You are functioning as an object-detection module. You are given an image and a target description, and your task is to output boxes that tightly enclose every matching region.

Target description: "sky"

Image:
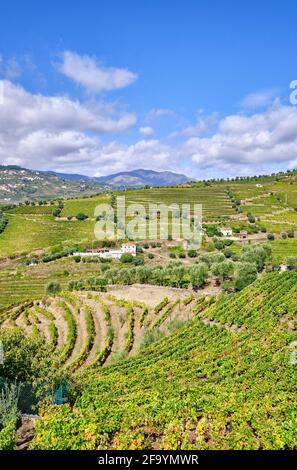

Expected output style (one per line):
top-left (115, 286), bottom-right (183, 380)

top-left (0, 0), bottom-right (297, 179)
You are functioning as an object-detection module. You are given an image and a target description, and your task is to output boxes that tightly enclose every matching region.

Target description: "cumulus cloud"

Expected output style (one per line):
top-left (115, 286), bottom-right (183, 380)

top-left (57, 51), bottom-right (138, 93)
top-left (139, 126), bottom-right (154, 138)
top-left (0, 79), bottom-right (136, 136)
top-left (185, 102), bottom-right (297, 174)
top-left (0, 79), bottom-right (177, 175)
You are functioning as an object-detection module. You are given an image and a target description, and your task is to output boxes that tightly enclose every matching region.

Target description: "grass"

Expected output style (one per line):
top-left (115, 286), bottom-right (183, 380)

top-left (0, 214), bottom-right (95, 257)
top-left (61, 194), bottom-right (111, 218)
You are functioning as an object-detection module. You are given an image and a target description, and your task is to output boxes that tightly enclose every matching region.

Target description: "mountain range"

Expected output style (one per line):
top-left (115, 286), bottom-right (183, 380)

top-left (0, 166), bottom-right (192, 203)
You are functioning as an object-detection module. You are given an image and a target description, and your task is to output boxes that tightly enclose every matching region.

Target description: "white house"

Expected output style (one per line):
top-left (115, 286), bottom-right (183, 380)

top-left (279, 264), bottom-right (289, 272)
top-left (220, 227), bottom-right (233, 237)
top-left (256, 184), bottom-right (263, 188)
top-left (73, 242), bottom-right (137, 260)
top-left (121, 242), bottom-right (137, 255)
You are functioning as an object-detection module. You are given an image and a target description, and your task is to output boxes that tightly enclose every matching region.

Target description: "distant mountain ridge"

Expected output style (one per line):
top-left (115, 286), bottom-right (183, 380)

top-left (46, 168), bottom-right (192, 188)
top-left (0, 166), bottom-right (192, 203)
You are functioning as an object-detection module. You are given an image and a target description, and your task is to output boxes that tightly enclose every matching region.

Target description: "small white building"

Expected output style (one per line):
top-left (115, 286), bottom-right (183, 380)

top-left (220, 227), bottom-right (233, 237)
top-left (279, 264), bottom-right (289, 272)
top-left (73, 242), bottom-right (137, 260)
top-left (256, 184), bottom-right (263, 188)
top-left (121, 242), bottom-right (137, 255)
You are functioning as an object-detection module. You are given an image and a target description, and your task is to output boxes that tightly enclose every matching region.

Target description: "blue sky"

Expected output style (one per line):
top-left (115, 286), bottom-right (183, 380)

top-left (0, 0), bottom-right (297, 178)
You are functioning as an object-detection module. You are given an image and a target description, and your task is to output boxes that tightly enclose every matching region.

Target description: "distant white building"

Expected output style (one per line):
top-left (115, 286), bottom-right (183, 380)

top-left (73, 242), bottom-right (137, 260)
top-left (220, 227), bottom-right (233, 237)
top-left (256, 184), bottom-right (263, 188)
top-left (279, 264), bottom-right (289, 272)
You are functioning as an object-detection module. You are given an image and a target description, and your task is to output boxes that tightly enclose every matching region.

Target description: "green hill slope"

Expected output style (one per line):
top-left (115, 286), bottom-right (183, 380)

top-left (33, 272), bottom-right (297, 450)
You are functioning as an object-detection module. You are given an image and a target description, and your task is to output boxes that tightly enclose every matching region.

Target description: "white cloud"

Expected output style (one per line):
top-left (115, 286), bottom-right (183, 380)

top-left (240, 88), bottom-right (279, 110)
top-left (0, 79), bottom-right (177, 176)
top-left (0, 79), bottom-right (136, 136)
top-left (57, 51), bottom-right (138, 93)
top-left (139, 126), bottom-right (154, 138)
top-left (185, 102), bottom-right (297, 174)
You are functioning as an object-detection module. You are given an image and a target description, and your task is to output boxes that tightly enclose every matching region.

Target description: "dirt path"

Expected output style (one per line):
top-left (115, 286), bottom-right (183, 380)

top-left (30, 306), bottom-right (51, 341)
top-left (80, 297), bottom-right (108, 366)
top-left (48, 299), bottom-right (68, 349)
top-left (104, 297), bottom-right (127, 364)
top-left (65, 303), bottom-right (87, 366)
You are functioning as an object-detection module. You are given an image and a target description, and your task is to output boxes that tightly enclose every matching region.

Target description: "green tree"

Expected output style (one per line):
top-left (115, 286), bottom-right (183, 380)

top-left (45, 281), bottom-right (61, 295)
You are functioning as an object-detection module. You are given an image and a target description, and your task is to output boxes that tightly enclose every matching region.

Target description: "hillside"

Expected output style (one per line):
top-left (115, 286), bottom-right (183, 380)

top-left (0, 166), bottom-right (102, 204)
top-left (27, 272), bottom-right (297, 450)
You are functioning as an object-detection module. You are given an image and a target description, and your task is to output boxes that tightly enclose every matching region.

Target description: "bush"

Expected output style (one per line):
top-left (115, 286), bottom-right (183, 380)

top-left (187, 249), bottom-right (198, 258)
top-left (45, 281), bottom-right (61, 295)
top-left (223, 248), bottom-right (233, 258)
top-left (76, 213), bottom-right (88, 221)
top-left (148, 253), bottom-right (154, 259)
top-left (140, 328), bottom-right (164, 350)
top-left (73, 255), bottom-right (81, 263)
top-left (132, 256), bottom-right (145, 266)
top-left (267, 233), bottom-right (275, 241)
top-left (214, 240), bottom-right (224, 250)
top-left (120, 253), bottom-right (134, 264)
top-left (287, 230), bottom-right (294, 238)
top-left (234, 262), bottom-right (258, 291)
top-left (52, 208), bottom-right (61, 217)
top-left (169, 253), bottom-right (176, 259)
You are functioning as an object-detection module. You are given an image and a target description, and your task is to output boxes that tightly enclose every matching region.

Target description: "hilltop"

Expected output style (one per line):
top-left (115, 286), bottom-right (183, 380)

top-left (0, 166), bottom-right (102, 204)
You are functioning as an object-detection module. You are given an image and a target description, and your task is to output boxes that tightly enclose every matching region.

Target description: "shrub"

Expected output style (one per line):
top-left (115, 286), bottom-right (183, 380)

top-left (267, 233), bottom-right (275, 241)
top-left (45, 281), bottom-right (61, 295)
top-left (214, 240), bottom-right (224, 250)
top-left (76, 213), bottom-right (88, 221)
top-left (52, 208), bottom-right (61, 217)
top-left (187, 249), bottom-right (198, 258)
top-left (120, 253), bottom-right (134, 264)
top-left (132, 256), bottom-right (144, 266)
top-left (223, 248), bottom-right (233, 258)
top-left (140, 328), bottom-right (164, 350)
top-left (287, 230), bottom-right (294, 238)
top-left (148, 253), bottom-right (154, 259)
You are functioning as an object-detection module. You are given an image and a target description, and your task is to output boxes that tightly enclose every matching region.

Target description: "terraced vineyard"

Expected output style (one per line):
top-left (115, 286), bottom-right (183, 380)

top-left (30, 272), bottom-right (297, 450)
top-left (0, 287), bottom-right (200, 371)
top-left (120, 187), bottom-right (235, 220)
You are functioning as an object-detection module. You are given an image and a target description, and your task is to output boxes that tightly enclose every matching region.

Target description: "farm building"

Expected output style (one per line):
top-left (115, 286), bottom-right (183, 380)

top-left (73, 242), bottom-right (137, 259)
top-left (239, 230), bottom-right (248, 239)
top-left (220, 227), bottom-right (233, 237)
